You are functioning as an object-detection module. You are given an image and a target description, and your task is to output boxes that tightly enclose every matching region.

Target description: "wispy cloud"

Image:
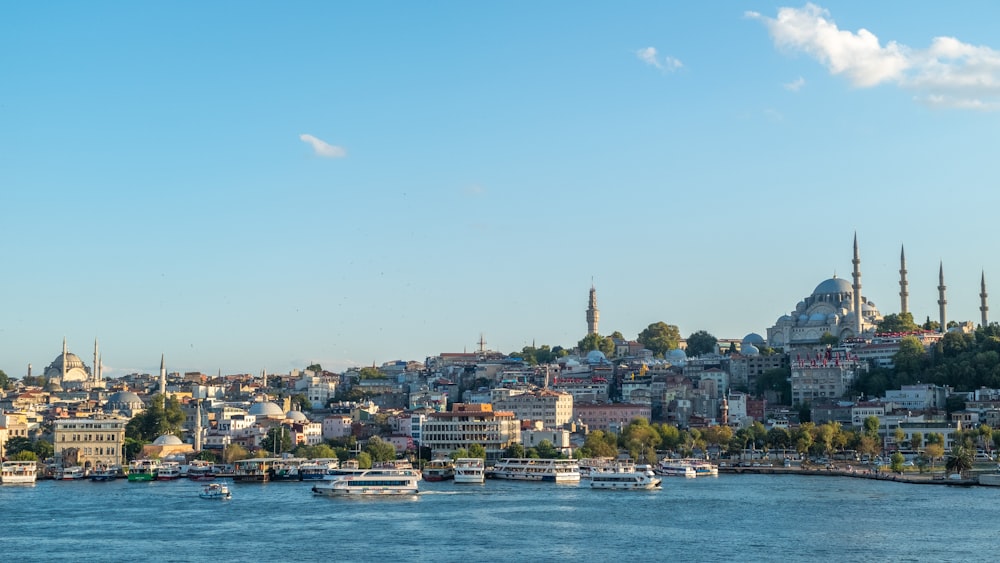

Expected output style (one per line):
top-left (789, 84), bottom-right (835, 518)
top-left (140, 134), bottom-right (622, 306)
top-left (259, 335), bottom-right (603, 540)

top-left (299, 134), bottom-right (346, 158)
top-left (784, 76), bottom-right (806, 91)
top-left (749, 3), bottom-right (1000, 110)
top-left (636, 47), bottom-right (683, 72)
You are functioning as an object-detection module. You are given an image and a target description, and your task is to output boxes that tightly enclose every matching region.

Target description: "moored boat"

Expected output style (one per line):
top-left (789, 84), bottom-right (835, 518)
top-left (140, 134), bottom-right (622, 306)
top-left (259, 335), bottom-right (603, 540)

top-left (128, 459), bottom-right (160, 482)
top-left (198, 482), bottom-right (232, 500)
top-left (311, 468), bottom-right (420, 496)
top-left (89, 466), bottom-right (118, 482)
top-left (453, 458), bottom-right (485, 484)
top-left (1, 460), bottom-right (38, 485)
top-left (655, 460), bottom-right (697, 478)
top-left (298, 459), bottom-right (339, 481)
top-left (156, 462), bottom-right (183, 480)
top-left (422, 459), bottom-right (455, 482)
top-left (58, 466), bottom-right (86, 480)
top-left (589, 462), bottom-right (662, 490)
top-left (487, 458), bottom-right (580, 482)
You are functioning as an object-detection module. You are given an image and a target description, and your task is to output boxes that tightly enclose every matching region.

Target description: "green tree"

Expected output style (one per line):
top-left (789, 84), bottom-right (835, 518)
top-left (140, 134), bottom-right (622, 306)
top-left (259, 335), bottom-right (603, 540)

top-left (504, 443), bottom-right (525, 458)
top-left (356, 451), bottom-right (373, 469)
top-left (223, 444), bottom-right (250, 463)
top-left (125, 394), bottom-right (186, 442)
top-left (33, 439), bottom-right (53, 460)
top-left (261, 427), bottom-right (292, 454)
top-left (577, 333), bottom-right (615, 357)
top-left (288, 393), bottom-right (313, 412)
top-left (910, 432), bottom-right (924, 451)
top-left (4, 436), bottom-right (32, 457)
top-left (306, 363), bottom-right (323, 372)
top-left (890, 451), bottom-right (905, 473)
top-left (637, 322), bottom-right (681, 357)
top-left (449, 448), bottom-right (469, 461)
top-left (877, 312), bottom-right (921, 334)
top-left (364, 436), bottom-right (398, 462)
top-left (685, 330), bottom-right (718, 357)
top-left (359, 366), bottom-right (386, 379)
top-left (0, 369), bottom-right (9, 390)
top-left (756, 368), bottom-right (791, 404)
top-left (534, 439), bottom-right (561, 459)
top-left (894, 336), bottom-right (927, 376)
top-left (893, 427), bottom-right (906, 450)
top-left (924, 443), bottom-right (945, 470)
top-left (946, 446), bottom-right (973, 477)
top-left (819, 332), bottom-right (839, 346)
top-left (863, 416), bottom-right (881, 439)
top-left (468, 443), bottom-right (487, 459)
top-left (12, 450), bottom-right (38, 461)
top-left (923, 316), bottom-right (940, 332)
top-left (579, 430), bottom-right (619, 458)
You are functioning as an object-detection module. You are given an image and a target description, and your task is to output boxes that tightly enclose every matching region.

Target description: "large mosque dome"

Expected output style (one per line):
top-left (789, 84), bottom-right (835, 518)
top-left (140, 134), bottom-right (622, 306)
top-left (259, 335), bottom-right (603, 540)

top-left (104, 391), bottom-right (145, 415)
top-left (812, 277), bottom-right (853, 296)
top-left (152, 434), bottom-right (184, 446)
top-left (249, 401), bottom-right (285, 418)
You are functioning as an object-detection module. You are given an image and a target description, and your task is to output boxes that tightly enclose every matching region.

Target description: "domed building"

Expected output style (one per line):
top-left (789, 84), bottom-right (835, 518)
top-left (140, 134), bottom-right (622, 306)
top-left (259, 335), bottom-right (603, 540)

top-left (248, 401), bottom-right (286, 420)
top-left (104, 391), bottom-right (146, 418)
top-left (767, 273), bottom-right (881, 348)
top-left (141, 433), bottom-right (193, 459)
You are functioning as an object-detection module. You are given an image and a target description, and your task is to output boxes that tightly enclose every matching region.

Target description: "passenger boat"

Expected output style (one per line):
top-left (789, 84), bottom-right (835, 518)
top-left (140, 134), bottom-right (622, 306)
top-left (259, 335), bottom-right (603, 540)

top-left (128, 459), bottom-right (160, 482)
top-left (156, 462), bottom-right (183, 480)
top-left (198, 482), bottom-right (232, 500)
top-left (59, 466), bottom-right (86, 480)
top-left (298, 459), bottom-right (339, 481)
top-left (453, 458), bottom-right (485, 484)
top-left (655, 460), bottom-right (696, 478)
top-left (422, 459), bottom-right (455, 482)
top-left (268, 458), bottom-right (306, 481)
top-left (326, 459), bottom-right (366, 479)
top-left (589, 462), bottom-right (662, 490)
top-left (487, 458), bottom-right (581, 482)
top-left (578, 458), bottom-right (631, 479)
top-left (186, 462), bottom-right (216, 481)
top-left (683, 459), bottom-right (719, 477)
top-left (89, 466), bottom-right (118, 482)
top-left (310, 468), bottom-right (420, 496)
top-left (1, 460), bottom-right (38, 484)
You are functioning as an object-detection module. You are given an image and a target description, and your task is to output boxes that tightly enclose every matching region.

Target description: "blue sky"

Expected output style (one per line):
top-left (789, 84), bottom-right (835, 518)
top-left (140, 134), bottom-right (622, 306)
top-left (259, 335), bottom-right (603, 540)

top-left (3, 2), bottom-right (1000, 377)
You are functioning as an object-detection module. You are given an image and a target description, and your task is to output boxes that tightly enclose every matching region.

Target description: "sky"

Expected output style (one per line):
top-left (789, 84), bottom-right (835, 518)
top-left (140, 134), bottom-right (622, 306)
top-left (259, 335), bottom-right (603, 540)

top-left (3, 2), bottom-right (1000, 378)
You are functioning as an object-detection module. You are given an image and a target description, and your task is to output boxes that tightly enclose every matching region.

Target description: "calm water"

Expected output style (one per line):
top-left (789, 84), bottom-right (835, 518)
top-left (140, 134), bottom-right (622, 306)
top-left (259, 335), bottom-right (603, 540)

top-left (2, 474), bottom-right (997, 562)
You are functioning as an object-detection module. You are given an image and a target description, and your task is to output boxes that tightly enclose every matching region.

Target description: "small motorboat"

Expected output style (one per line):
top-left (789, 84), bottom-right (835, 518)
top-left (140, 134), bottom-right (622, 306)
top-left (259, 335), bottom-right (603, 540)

top-left (198, 482), bottom-right (232, 500)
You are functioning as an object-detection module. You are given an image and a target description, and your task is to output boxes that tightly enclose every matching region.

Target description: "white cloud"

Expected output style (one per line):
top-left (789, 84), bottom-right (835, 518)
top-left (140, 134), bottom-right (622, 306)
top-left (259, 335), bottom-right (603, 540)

top-left (750, 3), bottom-right (1000, 110)
top-left (784, 76), bottom-right (806, 91)
top-left (636, 47), bottom-right (683, 72)
top-left (299, 134), bottom-right (346, 158)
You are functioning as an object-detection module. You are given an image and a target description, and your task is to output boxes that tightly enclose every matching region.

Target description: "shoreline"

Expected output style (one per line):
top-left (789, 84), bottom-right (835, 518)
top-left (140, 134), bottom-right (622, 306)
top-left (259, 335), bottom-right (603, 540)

top-left (719, 465), bottom-right (982, 486)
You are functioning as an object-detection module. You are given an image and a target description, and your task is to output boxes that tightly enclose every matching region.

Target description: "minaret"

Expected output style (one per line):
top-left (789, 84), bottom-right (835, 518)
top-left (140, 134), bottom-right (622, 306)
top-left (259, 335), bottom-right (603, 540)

top-left (194, 400), bottom-right (203, 452)
top-left (981, 271), bottom-right (989, 327)
top-left (938, 262), bottom-right (947, 333)
top-left (62, 337), bottom-right (68, 382)
top-left (586, 283), bottom-right (600, 335)
top-left (93, 338), bottom-right (99, 385)
top-left (899, 245), bottom-right (909, 315)
top-left (852, 234), bottom-right (862, 334)
top-left (159, 354), bottom-right (166, 397)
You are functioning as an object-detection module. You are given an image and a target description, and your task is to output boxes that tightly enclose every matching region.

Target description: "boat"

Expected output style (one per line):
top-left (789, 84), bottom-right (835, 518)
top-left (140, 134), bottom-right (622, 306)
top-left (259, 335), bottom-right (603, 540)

top-left (268, 458), bottom-right (306, 481)
top-left (298, 459), bottom-right (339, 481)
top-left (684, 459), bottom-right (719, 477)
top-left (310, 468), bottom-right (420, 496)
top-left (58, 466), bottom-right (86, 480)
top-left (487, 458), bottom-right (581, 482)
top-left (578, 457), bottom-right (629, 479)
top-left (186, 462), bottom-right (216, 481)
top-left (1, 460), bottom-right (38, 484)
top-left (422, 458), bottom-right (455, 482)
top-left (453, 458), bottom-right (485, 484)
top-left (89, 466), bottom-right (118, 482)
top-left (589, 462), bottom-right (662, 490)
top-left (198, 482), bottom-right (232, 500)
top-left (655, 460), bottom-right (697, 478)
top-left (156, 462), bottom-right (183, 480)
top-left (127, 459), bottom-right (160, 482)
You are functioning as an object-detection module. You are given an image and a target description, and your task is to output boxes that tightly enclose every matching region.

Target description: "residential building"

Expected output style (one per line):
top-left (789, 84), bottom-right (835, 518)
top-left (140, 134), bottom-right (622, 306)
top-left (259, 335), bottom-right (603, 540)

top-left (53, 415), bottom-right (127, 469)
top-left (491, 388), bottom-right (573, 428)
top-left (420, 403), bottom-right (520, 461)
top-left (573, 402), bottom-right (651, 433)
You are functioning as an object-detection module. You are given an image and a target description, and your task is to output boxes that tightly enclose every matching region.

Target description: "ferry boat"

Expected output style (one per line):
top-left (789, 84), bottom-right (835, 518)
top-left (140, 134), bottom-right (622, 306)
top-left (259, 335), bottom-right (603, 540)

top-left (422, 459), bottom-right (455, 482)
top-left (589, 462), bottom-right (662, 490)
top-left (453, 458), bottom-right (485, 484)
top-left (311, 468), bottom-right (420, 496)
top-left (684, 459), bottom-right (719, 477)
top-left (128, 459), bottom-right (160, 482)
top-left (89, 466), bottom-right (118, 482)
top-left (1, 460), bottom-right (38, 484)
top-left (298, 459), bottom-right (339, 481)
top-left (268, 458), bottom-right (307, 481)
top-left (186, 462), bottom-right (216, 481)
top-left (156, 462), bottom-right (183, 480)
top-left (198, 482), bottom-right (232, 500)
top-left (58, 466), bottom-right (86, 480)
top-left (487, 458), bottom-right (581, 482)
top-left (655, 460), bottom-right (696, 478)
top-left (578, 457), bottom-right (630, 479)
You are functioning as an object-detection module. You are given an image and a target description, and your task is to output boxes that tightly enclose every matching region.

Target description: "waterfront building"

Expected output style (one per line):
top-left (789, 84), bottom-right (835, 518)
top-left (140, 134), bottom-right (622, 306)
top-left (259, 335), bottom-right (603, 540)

top-left (884, 384), bottom-right (948, 412)
top-left (851, 402), bottom-right (887, 427)
top-left (421, 403), bottom-right (520, 462)
top-left (491, 388), bottom-right (573, 428)
top-left (573, 402), bottom-right (651, 432)
top-left (53, 415), bottom-right (126, 469)
top-left (322, 415), bottom-right (353, 440)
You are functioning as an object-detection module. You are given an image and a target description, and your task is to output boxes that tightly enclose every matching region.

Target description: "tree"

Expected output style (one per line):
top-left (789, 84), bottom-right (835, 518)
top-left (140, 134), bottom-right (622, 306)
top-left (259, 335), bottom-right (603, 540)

top-left (504, 443), bottom-right (525, 458)
top-left (4, 436), bottom-right (32, 457)
top-left (449, 448), bottom-right (469, 461)
top-left (223, 444), bottom-right (250, 463)
top-left (685, 330), bottom-right (718, 357)
top-left (12, 450), bottom-right (38, 461)
top-left (534, 440), bottom-right (561, 459)
top-left (356, 451), bottom-right (373, 469)
top-left (820, 332), bottom-right (839, 346)
top-left (468, 443), bottom-right (487, 459)
top-left (261, 427), bottom-right (292, 454)
top-left (946, 446), bottom-right (973, 477)
top-left (288, 393), bottom-right (313, 412)
top-left (893, 427), bottom-right (906, 450)
top-left (877, 312), bottom-right (921, 334)
top-left (637, 322), bottom-right (681, 357)
top-left (910, 432), bottom-right (924, 451)
top-left (33, 439), bottom-right (53, 460)
top-left (890, 451), bottom-right (905, 473)
top-left (756, 368), bottom-right (791, 405)
top-left (359, 366), bottom-right (386, 379)
top-left (0, 369), bottom-right (9, 390)
top-left (579, 430), bottom-right (619, 458)
top-left (863, 416), bottom-right (881, 439)
top-left (125, 394), bottom-right (186, 442)
top-left (924, 443), bottom-right (945, 470)
top-left (577, 333), bottom-right (615, 357)
top-left (364, 436), bottom-right (397, 462)
top-left (306, 363), bottom-right (323, 372)
top-left (894, 336), bottom-right (927, 375)
top-left (923, 316), bottom-right (940, 332)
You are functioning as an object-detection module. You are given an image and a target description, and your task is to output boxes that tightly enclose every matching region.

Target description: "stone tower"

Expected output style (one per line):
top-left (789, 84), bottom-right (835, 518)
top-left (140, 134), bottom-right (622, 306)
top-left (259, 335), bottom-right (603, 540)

top-left (586, 284), bottom-right (600, 335)
top-left (852, 234), bottom-right (862, 334)
top-left (938, 262), bottom-right (947, 333)
top-left (981, 271), bottom-right (989, 328)
top-left (159, 354), bottom-right (166, 397)
top-left (899, 245), bottom-right (909, 315)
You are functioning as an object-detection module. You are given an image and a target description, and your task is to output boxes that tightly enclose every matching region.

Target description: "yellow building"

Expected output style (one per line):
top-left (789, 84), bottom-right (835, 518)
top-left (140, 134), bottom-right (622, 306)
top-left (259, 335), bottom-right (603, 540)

top-left (53, 416), bottom-right (127, 469)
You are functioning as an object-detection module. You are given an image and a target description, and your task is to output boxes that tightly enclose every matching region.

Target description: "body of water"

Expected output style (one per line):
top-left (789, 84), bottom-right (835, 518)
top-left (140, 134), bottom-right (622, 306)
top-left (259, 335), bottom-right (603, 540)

top-left (2, 474), bottom-right (996, 562)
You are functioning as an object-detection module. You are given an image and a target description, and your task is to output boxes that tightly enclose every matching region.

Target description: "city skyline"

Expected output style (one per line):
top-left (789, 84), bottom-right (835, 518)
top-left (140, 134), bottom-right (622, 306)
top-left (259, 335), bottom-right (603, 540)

top-left (3, 3), bottom-right (1000, 377)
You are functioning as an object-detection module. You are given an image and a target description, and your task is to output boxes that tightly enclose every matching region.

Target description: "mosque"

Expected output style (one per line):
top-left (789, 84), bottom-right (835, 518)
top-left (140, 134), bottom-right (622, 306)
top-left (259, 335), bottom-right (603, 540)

top-left (43, 338), bottom-right (104, 391)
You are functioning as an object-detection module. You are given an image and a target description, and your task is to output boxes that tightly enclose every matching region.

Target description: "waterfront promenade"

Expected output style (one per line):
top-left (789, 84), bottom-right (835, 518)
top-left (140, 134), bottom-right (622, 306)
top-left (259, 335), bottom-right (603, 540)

top-left (721, 463), bottom-right (983, 486)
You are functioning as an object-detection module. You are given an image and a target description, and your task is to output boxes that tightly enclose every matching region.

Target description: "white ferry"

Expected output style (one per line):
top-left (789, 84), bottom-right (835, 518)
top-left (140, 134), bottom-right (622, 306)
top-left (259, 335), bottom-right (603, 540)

top-left (310, 468), bottom-right (420, 496)
top-left (453, 458), bottom-right (485, 484)
top-left (58, 466), bottom-right (86, 480)
top-left (487, 458), bottom-right (581, 482)
top-left (156, 462), bottom-right (183, 480)
top-left (299, 459), bottom-right (339, 481)
top-left (655, 460), bottom-right (697, 478)
top-left (589, 463), bottom-right (662, 490)
top-left (579, 457), bottom-right (631, 479)
top-left (684, 459), bottom-right (719, 477)
top-left (1, 460), bottom-right (38, 484)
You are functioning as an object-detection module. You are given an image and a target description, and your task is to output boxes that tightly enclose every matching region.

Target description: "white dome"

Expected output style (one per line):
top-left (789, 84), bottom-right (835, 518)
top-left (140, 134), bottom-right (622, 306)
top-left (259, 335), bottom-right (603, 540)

top-left (585, 350), bottom-right (608, 364)
top-left (152, 434), bottom-right (183, 446)
top-left (249, 401), bottom-right (285, 417)
top-left (286, 410), bottom-right (308, 422)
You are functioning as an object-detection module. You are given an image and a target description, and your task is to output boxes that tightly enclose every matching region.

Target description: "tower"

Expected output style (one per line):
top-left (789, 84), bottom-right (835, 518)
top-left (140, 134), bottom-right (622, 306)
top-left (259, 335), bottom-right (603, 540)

top-left (899, 245), bottom-right (909, 315)
top-left (938, 262), bottom-right (947, 333)
top-left (93, 338), bottom-right (99, 386)
top-left (981, 271), bottom-right (989, 327)
top-left (159, 353), bottom-right (166, 397)
top-left (62, 337), bottom-right (68, 382)
top-left (194, 399), bottom-right (203, 452)
top-left (852, 234), bottom-right (862, 334)
top-left (586, 283), bottom-right (600, 335)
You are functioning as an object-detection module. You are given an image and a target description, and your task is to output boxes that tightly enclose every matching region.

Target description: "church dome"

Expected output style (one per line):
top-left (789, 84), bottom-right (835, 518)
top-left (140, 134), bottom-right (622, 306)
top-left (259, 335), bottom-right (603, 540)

top-left (152, 434), bottom-right (183, 446)
top-left (286, 410), bottom-right (308, 422)
top-left (813, 277), bottom-right (853, 296)
top-left (249, 401), bottom-right (285, 418)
